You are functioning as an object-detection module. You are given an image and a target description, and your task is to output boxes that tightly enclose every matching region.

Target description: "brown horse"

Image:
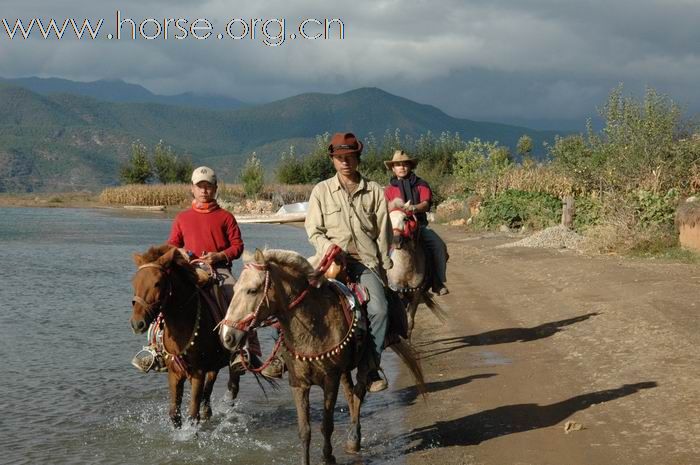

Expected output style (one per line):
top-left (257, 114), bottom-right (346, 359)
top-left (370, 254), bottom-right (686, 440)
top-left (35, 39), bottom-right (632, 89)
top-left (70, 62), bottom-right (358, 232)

top-left (130, 244), bottom-right (240, 427)
top-left (219, 248), bottom-right (426, 465)
top-left (387, 199), bottom-right (446, 339)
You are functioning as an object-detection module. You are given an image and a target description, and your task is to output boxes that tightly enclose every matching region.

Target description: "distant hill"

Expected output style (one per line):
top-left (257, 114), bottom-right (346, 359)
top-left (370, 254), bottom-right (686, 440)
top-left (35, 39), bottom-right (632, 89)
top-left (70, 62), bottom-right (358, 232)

top-left (0, 82), bottom-right (564, 192)
top-left (0, 76), bottom-right (248, 110)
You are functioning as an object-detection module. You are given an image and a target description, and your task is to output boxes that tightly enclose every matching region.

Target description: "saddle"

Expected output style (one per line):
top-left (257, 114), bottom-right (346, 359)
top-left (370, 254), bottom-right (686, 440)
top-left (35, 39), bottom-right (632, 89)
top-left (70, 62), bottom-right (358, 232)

top-left (325, 262), bottom-right (408, 350)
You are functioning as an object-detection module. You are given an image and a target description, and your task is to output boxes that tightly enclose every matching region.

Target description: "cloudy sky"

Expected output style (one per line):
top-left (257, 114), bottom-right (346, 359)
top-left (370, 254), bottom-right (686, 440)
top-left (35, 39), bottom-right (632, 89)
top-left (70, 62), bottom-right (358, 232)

top-left (1, 0), bottom-right (698, 129)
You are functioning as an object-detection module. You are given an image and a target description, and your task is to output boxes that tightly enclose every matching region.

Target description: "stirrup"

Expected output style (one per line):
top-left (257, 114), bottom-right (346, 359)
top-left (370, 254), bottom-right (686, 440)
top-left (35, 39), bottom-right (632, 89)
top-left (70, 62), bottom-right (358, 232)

top-left (132, 346), bottom-right (167, 373)
top-left (230, 348), bottom-right (262, 375)
top-left (132, 346), bottom-right (156, 373)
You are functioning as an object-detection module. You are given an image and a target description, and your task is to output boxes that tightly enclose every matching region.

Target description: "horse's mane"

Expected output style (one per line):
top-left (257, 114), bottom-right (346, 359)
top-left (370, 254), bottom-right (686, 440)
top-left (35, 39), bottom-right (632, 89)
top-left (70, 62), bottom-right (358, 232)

top-left (140, 244), bottom-right (173, 263)
top-left (138, 244), bottom-right (199, 283)
top-left (245, 248), bottom-right (320, 283)
top-left (388, 198), bottom-right (405, 210)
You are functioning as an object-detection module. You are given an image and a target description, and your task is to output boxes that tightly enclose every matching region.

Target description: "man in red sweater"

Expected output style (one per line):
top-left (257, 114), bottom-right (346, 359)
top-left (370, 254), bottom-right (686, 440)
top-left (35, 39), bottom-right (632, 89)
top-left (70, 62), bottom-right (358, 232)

top-left (168, 166), bottom-right (243, 306)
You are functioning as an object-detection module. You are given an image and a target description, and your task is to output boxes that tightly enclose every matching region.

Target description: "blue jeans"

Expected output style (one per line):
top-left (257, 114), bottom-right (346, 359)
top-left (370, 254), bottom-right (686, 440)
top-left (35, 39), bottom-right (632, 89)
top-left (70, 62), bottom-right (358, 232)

top-left (346, 260), bottom-right (388, 363)
top-left (420, 226), bottom-right (448, 288)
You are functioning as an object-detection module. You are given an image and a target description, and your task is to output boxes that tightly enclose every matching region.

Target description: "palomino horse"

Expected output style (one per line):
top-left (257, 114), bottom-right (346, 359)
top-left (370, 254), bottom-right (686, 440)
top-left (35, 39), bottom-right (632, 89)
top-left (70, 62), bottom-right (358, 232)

top-left (130, 244), bottom-right (240, 427)
top-left (219, 248), bottom-right (425, 465)
top-left (387, 199), bottom-right (446, 339)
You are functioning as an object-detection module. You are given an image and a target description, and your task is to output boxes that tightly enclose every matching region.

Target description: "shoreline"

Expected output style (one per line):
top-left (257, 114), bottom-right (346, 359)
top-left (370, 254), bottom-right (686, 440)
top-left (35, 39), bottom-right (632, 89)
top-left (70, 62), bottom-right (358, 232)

top-left (0, 194), bottom-right (286, 219)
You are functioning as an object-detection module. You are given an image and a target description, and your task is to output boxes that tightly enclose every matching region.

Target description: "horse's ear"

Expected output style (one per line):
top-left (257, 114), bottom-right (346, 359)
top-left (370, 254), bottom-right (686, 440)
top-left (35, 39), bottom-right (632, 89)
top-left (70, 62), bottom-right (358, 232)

top-left (133, 253), bottom-right (145, 266)
top-left (157, 246), bottom-right (178, 267)
top-left (404, 200), bottom-right (412, 207)
top-left (254, 248), bottom-right (265, 264)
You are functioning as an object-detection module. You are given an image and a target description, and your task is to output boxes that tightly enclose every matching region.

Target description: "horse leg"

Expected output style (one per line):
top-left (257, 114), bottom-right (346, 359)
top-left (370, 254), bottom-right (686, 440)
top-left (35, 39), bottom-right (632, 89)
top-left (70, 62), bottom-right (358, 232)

top-left (407, 291), bottom-right (420, 341)
top-left (321, 378), bottom-right (340, 464)
top-left (168, 371), bottom-right (186, 428)
top-left (347, 367), bottom-right (369, 453)
top-left (340, 371), bottom-right (355, 413)
top-left (341, 371), bottom-right (361, 454)
top-left (292, 386), bottom-right (311, 465)
top-left (227, 365), bottom-right (241, 403)
top-left (187, 371), bottom-right (205, 425)
top-left (200, 370), bottom-right (218, 421)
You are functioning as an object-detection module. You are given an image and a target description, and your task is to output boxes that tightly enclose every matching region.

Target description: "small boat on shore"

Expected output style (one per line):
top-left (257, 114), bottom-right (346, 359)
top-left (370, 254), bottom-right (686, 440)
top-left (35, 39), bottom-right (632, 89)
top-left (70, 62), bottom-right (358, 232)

top-left (237, 213), bottom-right (306, 224)
top-left (123, 205), bottom-right (166, 211)
top-left (237, 202), bottom-right (308, 224)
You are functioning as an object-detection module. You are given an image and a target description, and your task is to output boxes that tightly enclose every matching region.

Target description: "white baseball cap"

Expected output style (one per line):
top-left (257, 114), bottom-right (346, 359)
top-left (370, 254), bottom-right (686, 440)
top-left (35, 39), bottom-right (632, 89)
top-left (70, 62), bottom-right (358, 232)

top-left (191, 166), bottom-right (217, 185)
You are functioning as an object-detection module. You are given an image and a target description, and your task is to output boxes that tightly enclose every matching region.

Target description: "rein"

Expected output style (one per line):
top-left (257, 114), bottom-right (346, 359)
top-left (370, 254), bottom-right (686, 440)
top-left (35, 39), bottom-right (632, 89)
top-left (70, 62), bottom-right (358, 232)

top-left (132, 263), bottom-right (172, 319)
top-left (221, 245), bottom-right (359, 371)
top-left (133, 260), bottom-right (202, 376)
top-left (390, 207), bottom-right (419, 239)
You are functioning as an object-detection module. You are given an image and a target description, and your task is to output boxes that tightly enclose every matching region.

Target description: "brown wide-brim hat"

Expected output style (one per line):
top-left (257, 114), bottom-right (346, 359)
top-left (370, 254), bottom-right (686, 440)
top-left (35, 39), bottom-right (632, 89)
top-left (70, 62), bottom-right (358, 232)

top-left (328, 132), bottom-right (364, 156)
top-left (384, 150), bottom-right (418, 169)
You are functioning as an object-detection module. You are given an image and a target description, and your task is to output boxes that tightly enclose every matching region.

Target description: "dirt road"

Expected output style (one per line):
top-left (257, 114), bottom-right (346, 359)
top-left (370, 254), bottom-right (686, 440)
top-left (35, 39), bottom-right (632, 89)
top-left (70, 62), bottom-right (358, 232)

top-left (395, 225), bottom-right (700, 465)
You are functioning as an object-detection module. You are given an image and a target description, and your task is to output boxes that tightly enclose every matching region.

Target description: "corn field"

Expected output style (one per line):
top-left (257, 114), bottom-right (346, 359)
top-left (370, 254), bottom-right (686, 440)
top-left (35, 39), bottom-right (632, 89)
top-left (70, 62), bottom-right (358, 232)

top-left (99, 183), bottom-right (314, 206)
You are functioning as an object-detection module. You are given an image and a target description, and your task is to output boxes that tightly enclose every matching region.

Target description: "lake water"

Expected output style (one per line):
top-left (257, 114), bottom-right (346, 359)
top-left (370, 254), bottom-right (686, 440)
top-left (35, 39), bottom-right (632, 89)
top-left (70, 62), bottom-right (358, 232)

top-left (0, 208), bottom-right (411, 465)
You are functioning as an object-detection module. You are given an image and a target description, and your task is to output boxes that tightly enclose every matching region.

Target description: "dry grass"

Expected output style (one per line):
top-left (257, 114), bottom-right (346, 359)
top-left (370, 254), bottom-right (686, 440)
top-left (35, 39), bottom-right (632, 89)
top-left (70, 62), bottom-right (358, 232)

top-left (675, 198), bottom-right (700, 228)
top-left (434, 198), bottom-right (470, 223)
top-left (99, 183), bottom-right (315, 207)
top-left (482, 165), bottom-right (580, 198)
top-left (99, 184), bottom-right (191, 206)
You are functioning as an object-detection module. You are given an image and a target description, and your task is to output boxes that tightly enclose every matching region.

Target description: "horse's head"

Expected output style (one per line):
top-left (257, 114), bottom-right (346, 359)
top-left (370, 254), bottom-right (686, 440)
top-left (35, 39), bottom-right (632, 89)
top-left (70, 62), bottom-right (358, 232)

top-left (130, 245), bottom-right (184, 334)
top-left (220, 248), bottom-right (317, 351)
top-left (389, 199), bottom-right (419, 249)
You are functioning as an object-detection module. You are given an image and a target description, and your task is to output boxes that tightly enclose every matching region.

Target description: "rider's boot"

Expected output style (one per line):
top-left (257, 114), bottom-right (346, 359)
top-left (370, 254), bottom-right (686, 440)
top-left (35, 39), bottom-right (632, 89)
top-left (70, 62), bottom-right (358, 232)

top-left (368, 369), bottom-right (388, 392)
top-left (261, 356), bottom-right (285, 379)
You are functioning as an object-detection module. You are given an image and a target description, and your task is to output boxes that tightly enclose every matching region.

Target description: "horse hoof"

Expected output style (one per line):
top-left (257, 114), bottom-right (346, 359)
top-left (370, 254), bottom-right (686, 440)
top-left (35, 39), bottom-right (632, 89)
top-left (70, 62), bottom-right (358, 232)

top-left (322, 454), bottom-right (336, 464)
top-left (345, 441), bottom-right (360, 454)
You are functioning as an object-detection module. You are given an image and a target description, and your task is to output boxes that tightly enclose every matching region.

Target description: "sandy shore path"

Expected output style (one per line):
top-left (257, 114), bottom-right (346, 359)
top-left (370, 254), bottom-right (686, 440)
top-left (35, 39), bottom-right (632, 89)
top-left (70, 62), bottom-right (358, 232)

top-left (394, 225), bottom-right (700, 465)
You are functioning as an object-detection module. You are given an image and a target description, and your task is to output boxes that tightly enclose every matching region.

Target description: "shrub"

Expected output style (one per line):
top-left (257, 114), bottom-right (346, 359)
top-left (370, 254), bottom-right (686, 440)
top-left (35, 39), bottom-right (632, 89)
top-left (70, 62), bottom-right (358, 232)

top-left (573, 195), bottom-right (604, 232)
top-left (452, 138), bottom-right (513, 196)
top-left (632, 188), bottom-right (679, 227)
top-left (476, 189), bottom-right (561, 229)
top-left (239, 154), bottom-right (265, 198)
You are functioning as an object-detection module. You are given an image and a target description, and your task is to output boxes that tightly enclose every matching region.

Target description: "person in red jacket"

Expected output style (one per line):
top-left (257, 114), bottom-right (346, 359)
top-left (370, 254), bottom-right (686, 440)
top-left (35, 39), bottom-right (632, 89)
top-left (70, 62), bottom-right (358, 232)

top-left (384, 151), bottom-right (449, 296)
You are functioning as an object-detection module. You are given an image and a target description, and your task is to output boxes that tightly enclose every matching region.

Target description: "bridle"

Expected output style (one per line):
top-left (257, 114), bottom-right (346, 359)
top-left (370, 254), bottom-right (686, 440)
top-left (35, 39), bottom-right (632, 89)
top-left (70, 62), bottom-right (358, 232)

top-left (390, 207), bottom-right (419, 246)
top-left (132, 263), bottom-right (173, 323)
top-left (219, 259), bottom-right (323, 333)
top-left (132, 260), bottom-right (203, 375)
top-left (219, 246), bottom-right (356, 370)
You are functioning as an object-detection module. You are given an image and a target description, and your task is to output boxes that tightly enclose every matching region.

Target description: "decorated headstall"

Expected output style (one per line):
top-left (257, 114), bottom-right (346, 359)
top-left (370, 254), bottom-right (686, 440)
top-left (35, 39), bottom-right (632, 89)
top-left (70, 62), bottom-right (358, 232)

top-left (390, 207), bottom-right (420, 243)
top-left (132, 263), bottom-right (173, 321)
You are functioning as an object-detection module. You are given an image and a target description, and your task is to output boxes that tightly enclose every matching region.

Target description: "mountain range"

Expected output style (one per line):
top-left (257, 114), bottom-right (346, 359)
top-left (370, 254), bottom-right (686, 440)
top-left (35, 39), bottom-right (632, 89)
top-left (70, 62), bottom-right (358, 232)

top-left (0, 77), bottom-right (563, 192)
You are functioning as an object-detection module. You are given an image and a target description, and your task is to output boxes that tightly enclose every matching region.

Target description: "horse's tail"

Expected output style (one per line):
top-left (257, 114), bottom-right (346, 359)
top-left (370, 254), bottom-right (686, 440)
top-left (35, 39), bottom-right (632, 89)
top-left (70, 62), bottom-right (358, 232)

top-left (389, 338), bottom-right (427, 399)
top-left (421, 290), bottom-right (448, 323)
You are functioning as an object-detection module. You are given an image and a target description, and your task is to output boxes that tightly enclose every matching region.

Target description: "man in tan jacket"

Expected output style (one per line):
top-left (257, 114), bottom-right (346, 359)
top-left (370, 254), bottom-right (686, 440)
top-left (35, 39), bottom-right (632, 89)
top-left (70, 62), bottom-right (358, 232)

top-left (305, 132), bottom-right (392, 392)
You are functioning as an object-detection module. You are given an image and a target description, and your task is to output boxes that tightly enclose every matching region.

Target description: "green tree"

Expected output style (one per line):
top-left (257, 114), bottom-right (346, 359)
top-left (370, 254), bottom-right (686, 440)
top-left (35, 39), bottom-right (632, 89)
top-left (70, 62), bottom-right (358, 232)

top-left (240, 153), bottom-right (265, 198)
top-left (549, 85), bottom-right (695, 195)
top-left (276, 146), bottom-right (306, 184)
top-left (516, 135), bottom-right (533, 158)
top-left (153, 140), bottom-right (193, 183)
top-left (153, 140), bottom-right (176, 183)
top-left (119, 141), bottom-right (152, 184)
